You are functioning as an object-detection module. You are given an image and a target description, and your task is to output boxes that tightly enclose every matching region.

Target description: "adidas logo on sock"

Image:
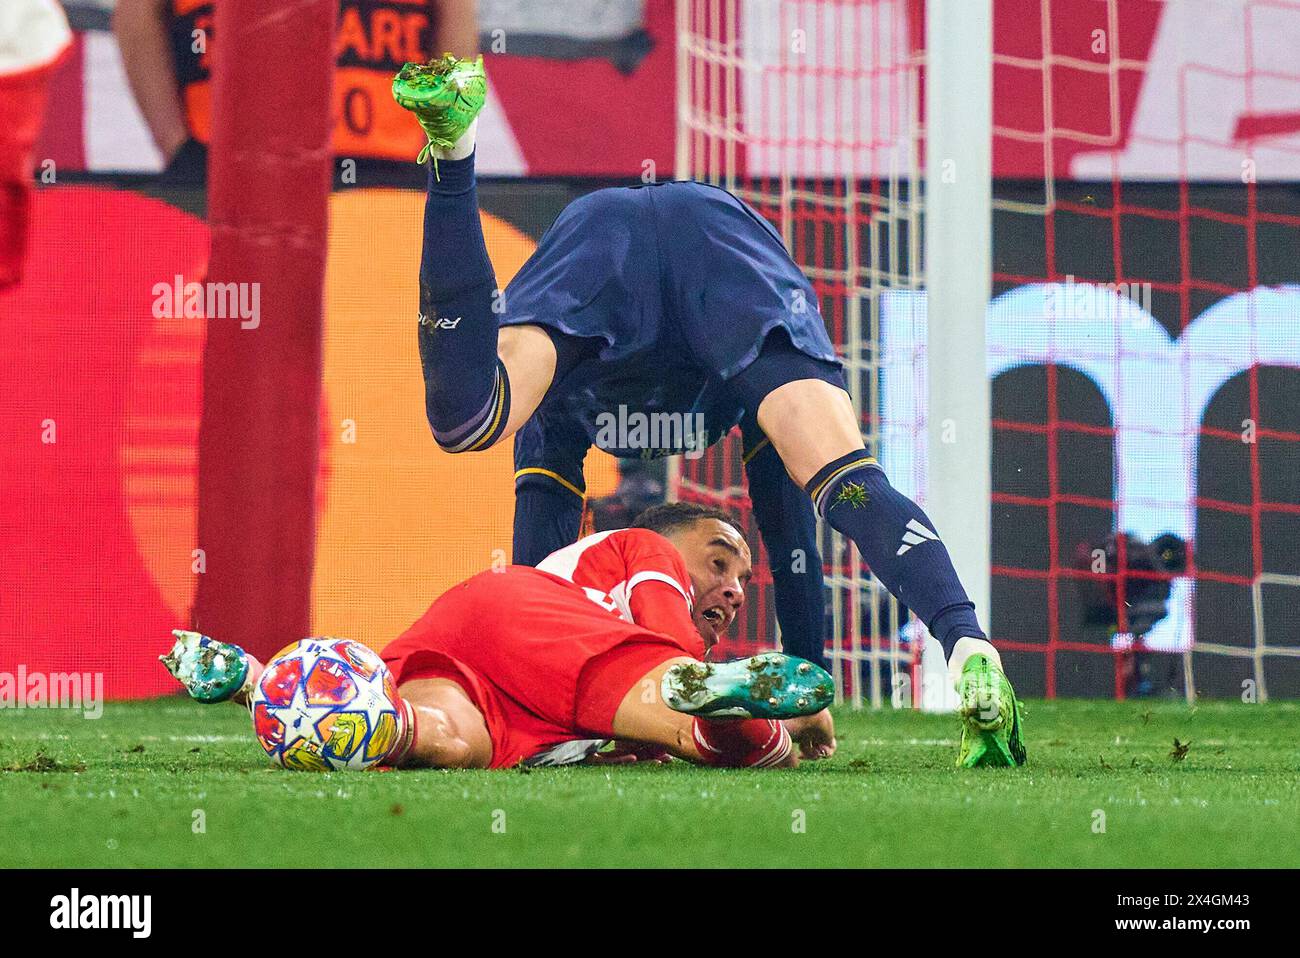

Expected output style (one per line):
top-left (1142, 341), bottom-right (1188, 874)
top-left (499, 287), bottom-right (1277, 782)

top-left (896, 518), bottom-right (940, 556)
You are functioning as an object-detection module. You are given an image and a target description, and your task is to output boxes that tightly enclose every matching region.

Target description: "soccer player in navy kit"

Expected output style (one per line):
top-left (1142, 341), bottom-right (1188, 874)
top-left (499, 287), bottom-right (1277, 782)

top-left (393, 55), bottom-right (1025, 767)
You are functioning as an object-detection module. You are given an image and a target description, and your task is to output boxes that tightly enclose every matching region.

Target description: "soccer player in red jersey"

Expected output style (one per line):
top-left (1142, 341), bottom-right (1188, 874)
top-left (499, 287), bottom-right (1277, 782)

top-left (163, 504), bottom-right (837, 770)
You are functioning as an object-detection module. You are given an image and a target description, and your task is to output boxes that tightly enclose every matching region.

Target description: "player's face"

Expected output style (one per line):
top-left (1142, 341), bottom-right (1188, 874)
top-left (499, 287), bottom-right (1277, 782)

top-left (668, 519), bottom-right (753, 649)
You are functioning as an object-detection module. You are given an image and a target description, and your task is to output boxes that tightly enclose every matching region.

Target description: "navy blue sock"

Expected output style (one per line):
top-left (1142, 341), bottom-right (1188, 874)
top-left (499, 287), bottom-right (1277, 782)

top-left (417, 151), bottom-right (510, 452)
top-left (805, 452), bottom-right (986, 657)
top-left (743, 433), bottom-right (827, 670)
top-left (511, 413), bottom-right (591, 564)
top-left (512, 481), bottom-right (584, 566)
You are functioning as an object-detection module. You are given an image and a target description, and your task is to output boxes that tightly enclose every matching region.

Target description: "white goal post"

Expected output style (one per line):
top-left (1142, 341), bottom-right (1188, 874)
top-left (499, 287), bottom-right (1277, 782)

top-left (923, 0), bottom-right (994, 651)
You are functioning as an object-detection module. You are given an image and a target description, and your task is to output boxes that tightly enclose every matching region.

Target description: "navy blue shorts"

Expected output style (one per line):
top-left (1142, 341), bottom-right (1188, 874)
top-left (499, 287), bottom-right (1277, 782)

top-left (501, 180), bottom-right (842, 386)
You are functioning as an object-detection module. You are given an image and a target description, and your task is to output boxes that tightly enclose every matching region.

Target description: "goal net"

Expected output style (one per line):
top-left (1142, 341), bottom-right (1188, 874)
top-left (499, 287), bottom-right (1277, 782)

top-left (988, 0), bottom-right (1300, 701)
top-left (675, 0), bottom-right (1300, 704)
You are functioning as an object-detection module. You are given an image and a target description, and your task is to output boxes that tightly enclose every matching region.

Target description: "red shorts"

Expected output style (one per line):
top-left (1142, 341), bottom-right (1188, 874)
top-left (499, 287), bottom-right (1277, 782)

top-left (382, 567), bottom-right (694, 768)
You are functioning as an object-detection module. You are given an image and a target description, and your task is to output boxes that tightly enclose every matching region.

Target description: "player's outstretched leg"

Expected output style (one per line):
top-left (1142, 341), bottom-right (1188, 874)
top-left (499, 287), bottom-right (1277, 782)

top-left (394, 56), bottom-right (555, 454)
top-left (586, 653), bottom-right (835, 768)
top-left (752, 377), bottom-right (1026, 767)
top-left (660, 652), bottom-right (833, 719)
top-left (165, 632), bottom-right (428, 768)
top-left (394, 55), bottom-right (508, 453)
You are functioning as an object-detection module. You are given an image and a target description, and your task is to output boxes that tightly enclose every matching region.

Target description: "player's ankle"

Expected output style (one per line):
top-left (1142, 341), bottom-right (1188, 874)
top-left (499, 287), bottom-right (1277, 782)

top-left (230, 656), bottom-right (264, 709)
top-left (436, 118), bottom-right (478, 162)
top-left (386, 698), bottom-right (419, 767)
top-left (948, 636), bottom-right (1003, 688)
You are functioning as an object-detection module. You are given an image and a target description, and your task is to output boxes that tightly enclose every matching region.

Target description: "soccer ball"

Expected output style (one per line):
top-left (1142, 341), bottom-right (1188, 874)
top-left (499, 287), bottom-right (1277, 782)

top-left (250, 638), bottom-right (403, 771)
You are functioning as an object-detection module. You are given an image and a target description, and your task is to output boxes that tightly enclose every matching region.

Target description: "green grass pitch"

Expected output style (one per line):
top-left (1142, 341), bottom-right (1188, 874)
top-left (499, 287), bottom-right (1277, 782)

top-left (2, 697), bottom-right (1297, 868)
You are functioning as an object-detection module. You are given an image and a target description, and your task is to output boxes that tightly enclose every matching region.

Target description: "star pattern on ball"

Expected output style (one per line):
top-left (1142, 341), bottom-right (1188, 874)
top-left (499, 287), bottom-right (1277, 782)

top-left (253, 644), bottom-right (403, 770)
top-left (266, 680), bottom-right (337, 753)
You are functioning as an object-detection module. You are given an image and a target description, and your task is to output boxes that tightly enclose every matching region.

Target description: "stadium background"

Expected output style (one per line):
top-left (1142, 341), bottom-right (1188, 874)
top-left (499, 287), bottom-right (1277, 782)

top-left (3, 0), bottom-right (1299, 702)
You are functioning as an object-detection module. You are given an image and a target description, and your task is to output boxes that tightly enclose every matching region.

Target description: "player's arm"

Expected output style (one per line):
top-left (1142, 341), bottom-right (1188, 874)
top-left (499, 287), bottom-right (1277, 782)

top-left (741, 416), bottom-right (828, 669)
top-left (613, 531), bottom-right (704, 650)
top-left (512, 414), bottom-right (590, 565)
top-left (626, 575), bottom-right (701, 648)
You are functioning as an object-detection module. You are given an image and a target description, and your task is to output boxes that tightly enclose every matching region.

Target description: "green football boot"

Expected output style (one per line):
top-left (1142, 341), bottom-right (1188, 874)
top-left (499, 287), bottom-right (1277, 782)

top-left (956, 653), bottom-right (1027, 768)
top-left (160, 629), bottom-right (252, 704)
top-left (662, 653), bottom-right (835, 720)
top-left (391, 53), bottom-right (487, 167)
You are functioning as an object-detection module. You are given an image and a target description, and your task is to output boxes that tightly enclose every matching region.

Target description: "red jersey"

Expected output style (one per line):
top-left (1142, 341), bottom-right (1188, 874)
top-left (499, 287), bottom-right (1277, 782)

top-left (535, 529), bottom-right (702, 654)
top-left (382, 530), bottom-right (705, 768)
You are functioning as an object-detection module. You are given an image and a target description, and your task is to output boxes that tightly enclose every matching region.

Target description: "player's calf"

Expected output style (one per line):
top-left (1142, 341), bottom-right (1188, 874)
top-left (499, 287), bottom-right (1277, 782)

top-left (660, 652), bottom-right (836, 769)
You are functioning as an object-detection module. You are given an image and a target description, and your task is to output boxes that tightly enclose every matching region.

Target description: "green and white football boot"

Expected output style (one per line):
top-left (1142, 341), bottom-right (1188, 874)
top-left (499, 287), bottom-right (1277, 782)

top-left (662, 653), bottom-right (835, 719)
top-left (160, 629), bottom-right (252, 704)
top-left (956, 653), bottom-right (1027, 768)
top-left (391, 53), bottom-right (487, 167)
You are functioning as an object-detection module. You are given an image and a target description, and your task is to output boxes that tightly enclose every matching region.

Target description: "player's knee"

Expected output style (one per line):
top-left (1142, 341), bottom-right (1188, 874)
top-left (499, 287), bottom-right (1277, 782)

top-left (424, 388), bottom-right (512, 454)
top-left (423, 357), bottom-right (514, 454)
top-left (805, 452), bottom-right (894, 510)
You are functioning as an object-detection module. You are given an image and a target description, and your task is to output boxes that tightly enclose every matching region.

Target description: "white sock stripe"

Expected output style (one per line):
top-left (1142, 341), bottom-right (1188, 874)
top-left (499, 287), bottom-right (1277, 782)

top-left (948, 637), bottom-right (1004, 690)
top-left (388, 699), bottom-right (418, 766)
top-left (753, 727), bottom-right (793, 768)
top-left (444, 117), bottom-right (479, 161)
top-left (754, 724), bottom-right (787, 766)
top-left (434, 368), bottom-right (502, 452)
top-left (693, 722), bottom-right (722, 755)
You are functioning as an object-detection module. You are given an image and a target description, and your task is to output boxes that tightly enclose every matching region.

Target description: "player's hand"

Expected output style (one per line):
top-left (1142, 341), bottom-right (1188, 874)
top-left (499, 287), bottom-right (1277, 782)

top-left (784, 710), bottom-right (836, 760)
top-left (584, 741), bottom-right (672, 765)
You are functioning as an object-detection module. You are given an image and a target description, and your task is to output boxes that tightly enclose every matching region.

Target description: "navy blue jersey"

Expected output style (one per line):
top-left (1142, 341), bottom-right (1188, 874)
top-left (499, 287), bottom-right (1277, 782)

top-left (500, 180), bottom-right (840, 459)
